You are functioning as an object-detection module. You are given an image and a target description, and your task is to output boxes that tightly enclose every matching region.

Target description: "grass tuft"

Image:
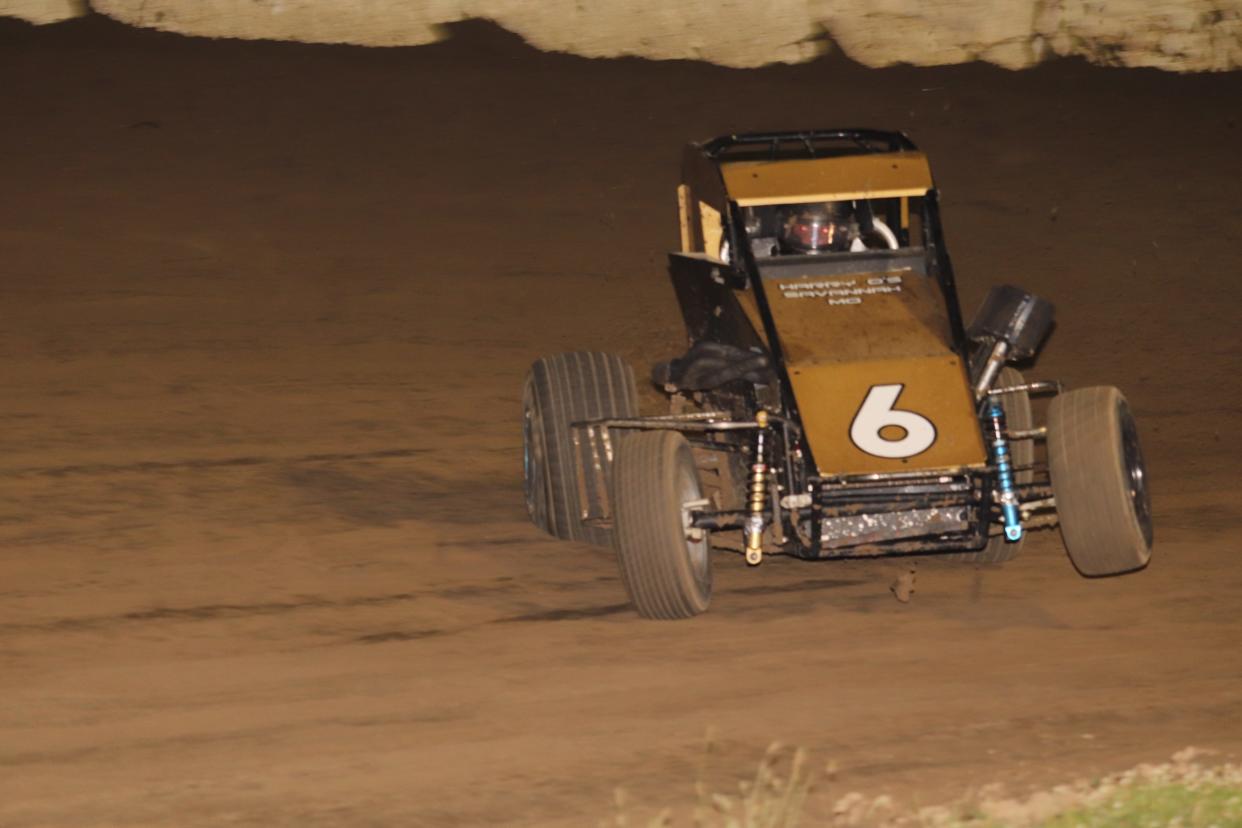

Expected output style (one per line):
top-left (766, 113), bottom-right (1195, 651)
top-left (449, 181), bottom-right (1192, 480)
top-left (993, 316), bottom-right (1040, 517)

top-left (604, 744), bottom-right (1242, 827)
top-left (1038, 781), bottom-right (1242, 828)
top-left (607, 732), bottom-right (817, 828)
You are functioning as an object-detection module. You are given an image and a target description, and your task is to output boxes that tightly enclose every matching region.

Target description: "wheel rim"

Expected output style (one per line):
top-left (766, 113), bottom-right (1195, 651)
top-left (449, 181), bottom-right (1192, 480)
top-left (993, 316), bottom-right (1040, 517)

top-left (676, 461), bottom-right (710, 581)
top-left (1119, 400), bottom-right (1154, 547)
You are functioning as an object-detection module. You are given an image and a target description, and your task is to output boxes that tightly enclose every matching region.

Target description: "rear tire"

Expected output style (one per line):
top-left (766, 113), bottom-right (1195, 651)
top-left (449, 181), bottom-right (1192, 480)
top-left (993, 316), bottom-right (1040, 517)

top-left (946, 367), bottom-right (1033, 564)
top-left (1048, 386), bottom-right (1153, 576)
top-left (613, 431), bottom-right (712, 619)
top-left (523, 352), bottom-right (637, 546)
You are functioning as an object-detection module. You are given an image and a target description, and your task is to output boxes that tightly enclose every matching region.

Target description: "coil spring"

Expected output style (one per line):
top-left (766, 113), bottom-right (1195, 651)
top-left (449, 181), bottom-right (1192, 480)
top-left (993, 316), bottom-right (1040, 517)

top-left (748, 463), bottom-right (768, 514)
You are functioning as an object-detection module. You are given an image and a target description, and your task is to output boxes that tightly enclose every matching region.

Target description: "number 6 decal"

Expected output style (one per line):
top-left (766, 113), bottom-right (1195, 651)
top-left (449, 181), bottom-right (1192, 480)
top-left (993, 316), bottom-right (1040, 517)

top-left (849, 384), bottom-right (937, 459)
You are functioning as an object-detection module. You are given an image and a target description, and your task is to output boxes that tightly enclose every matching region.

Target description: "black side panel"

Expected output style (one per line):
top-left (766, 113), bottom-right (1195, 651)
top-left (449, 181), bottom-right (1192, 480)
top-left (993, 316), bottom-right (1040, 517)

top-left (667, 253), bottom-right (765, 349)
top-left (924, 189), bottom-right (969, 352)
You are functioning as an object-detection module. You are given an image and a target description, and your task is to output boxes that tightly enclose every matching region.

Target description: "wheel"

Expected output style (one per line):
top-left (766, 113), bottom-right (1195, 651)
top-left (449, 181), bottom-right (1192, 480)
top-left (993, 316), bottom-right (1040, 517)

top-left (522, 352), bottom-right (638, 546)
top-left (945, 367), bottom-right (1034, 564)
top-left (522, 376), bottom-right (553, 535)
top-left (612, 430), bottom-right (712, 619)
top-left (1048, 386), bottom-right (1153, 576)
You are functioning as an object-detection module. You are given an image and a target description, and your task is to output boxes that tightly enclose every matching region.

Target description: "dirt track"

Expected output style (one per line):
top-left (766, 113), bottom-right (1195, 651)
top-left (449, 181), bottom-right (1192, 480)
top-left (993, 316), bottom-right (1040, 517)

top-left (2, 17), bottom-right (1241, 826)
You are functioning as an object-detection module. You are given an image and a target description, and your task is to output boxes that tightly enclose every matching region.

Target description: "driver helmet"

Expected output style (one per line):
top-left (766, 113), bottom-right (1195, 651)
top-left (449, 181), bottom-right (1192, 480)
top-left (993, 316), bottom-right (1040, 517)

top-left (781, 203), bottom-right (854, 254)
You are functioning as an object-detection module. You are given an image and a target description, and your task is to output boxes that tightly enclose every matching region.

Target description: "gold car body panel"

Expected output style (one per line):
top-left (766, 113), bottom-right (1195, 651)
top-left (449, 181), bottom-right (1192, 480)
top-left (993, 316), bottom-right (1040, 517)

top-left (720, 152), bottom-right (933, 207)
top-left (764, 264), bottom-right (986, 476)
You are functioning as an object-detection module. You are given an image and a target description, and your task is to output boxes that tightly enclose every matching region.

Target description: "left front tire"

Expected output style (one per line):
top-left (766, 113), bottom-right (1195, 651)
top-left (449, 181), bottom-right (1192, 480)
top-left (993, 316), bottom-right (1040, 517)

top-left (612, 430), bottom-right (712, 620)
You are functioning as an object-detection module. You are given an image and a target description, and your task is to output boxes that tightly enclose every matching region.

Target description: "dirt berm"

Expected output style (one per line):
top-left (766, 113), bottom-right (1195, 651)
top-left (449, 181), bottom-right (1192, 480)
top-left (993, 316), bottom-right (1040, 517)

top-left (1, 16), bottom-right (1240, 827)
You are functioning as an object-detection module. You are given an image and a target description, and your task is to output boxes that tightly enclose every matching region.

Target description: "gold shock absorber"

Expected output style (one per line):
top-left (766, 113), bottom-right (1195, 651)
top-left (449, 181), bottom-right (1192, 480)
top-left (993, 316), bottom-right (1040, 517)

top-left (744, 410), bottom-right (770, 566)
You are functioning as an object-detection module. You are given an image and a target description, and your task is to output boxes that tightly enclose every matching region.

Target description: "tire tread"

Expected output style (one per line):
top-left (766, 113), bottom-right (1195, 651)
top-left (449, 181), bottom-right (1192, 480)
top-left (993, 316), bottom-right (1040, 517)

top-left (526, 352), bottom-right (637, 546)
top-left (613, 431), bottom-right (711, 619)
top-left (1048, 386), bottom-right (1152, 576)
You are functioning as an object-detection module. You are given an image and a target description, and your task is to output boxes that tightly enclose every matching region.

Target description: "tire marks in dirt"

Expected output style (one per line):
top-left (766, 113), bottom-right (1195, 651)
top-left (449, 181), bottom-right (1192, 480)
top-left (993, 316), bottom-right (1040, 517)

top-left (1, 566), bottom-right (874, 643)
top-left (3, 447), bottom-right (431, 478)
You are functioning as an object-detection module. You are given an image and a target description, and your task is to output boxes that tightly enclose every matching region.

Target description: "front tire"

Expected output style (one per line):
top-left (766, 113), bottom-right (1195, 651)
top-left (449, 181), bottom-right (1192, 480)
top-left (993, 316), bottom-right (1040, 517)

top-left (1048, 386), bottom-right (1153, 576)
top-left (523, 352), bottom-right (637, 546)
top-left (613, 431), bottom-right (712, 619)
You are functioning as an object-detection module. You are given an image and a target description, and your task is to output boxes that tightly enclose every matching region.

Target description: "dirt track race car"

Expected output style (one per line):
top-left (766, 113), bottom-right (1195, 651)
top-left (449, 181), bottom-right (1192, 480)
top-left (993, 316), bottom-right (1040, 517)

top-left (522, 129), bottom-right (1153, 619)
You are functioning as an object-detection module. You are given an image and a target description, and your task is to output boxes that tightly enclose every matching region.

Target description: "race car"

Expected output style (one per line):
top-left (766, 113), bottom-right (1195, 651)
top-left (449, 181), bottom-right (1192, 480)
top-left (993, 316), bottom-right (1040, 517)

top-left (522, 129), bottom-right (1152, 619)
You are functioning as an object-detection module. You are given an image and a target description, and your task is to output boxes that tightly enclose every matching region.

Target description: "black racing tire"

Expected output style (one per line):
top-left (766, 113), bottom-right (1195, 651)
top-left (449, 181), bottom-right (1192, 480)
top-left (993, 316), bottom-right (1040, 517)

top-left (1048, 386), bottom-right (1153, 577)
top-left (612, 430), bottom-right (712, 620)
top-left (945, 367), bottom-right (1034, 564)
top-left (522, 352), bottom-right (638, 546)
top-left (522, 375), bottom-right (553, 535)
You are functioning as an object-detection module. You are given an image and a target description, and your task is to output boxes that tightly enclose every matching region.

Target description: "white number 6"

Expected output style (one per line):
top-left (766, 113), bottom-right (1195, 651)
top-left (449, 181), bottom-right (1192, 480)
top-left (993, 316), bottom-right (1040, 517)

top-left (849, 384), bottom-right (937, 459)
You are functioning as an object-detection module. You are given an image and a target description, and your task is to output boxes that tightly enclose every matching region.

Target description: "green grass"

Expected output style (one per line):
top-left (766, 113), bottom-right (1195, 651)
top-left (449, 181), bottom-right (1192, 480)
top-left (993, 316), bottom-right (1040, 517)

top-left (1037, 782), bottom-right (1242, 828)
top-left (604, 744), bottom-right (1242, 828)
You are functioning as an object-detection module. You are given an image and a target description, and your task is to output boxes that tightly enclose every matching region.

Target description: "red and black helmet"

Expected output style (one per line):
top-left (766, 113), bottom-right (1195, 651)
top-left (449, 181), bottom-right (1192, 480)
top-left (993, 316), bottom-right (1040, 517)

top-left (781, 203), bottom-right (854, 254)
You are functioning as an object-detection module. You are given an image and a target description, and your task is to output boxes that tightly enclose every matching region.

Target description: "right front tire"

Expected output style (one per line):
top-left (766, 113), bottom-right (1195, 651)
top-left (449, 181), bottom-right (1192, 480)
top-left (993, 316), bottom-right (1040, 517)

top-left (612, 430), bottom-right (712, 619)
top-left (1048, 386), bottom-right (1153, 576)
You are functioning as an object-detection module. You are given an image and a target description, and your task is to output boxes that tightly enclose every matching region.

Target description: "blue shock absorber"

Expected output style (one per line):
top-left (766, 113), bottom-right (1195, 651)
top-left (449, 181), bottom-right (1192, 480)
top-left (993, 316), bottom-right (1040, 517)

top-left (988, 400), bottom-right (1023, 542)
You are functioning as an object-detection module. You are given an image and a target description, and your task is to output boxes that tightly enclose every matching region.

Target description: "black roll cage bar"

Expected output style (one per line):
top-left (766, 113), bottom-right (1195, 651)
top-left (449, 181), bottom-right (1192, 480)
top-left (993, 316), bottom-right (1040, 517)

top-left (702, 128), bottom-right (918, 161)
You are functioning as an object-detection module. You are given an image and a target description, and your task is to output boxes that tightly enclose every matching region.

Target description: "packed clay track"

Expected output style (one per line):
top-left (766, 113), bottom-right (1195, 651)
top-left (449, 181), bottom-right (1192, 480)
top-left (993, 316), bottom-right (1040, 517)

top-left (2, 17), bottom-right (1241, 826)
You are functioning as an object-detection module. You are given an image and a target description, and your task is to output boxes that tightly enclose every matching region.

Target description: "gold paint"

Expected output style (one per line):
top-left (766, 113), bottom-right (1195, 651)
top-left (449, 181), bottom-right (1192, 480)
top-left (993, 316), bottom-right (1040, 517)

top-left (791, 356), bottom-right (985, 474)
top-left (698, 199), bottom-right (723, 259)
top-left (745, 459), bottom-right (767, 565)
top-left (763, 268), bottom-right (985, 474)
top-left (767, 269), bottom-right (951, 364)
top-left (720, 152), bottom-right (933, 207)
top-left (677, 184), bottom-right (692, 253)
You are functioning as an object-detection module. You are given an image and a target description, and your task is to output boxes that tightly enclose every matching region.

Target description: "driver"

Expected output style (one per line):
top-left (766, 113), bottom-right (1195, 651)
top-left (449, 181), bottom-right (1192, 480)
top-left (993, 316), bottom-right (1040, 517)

top-left (780, 203), bottom-right (855, 254)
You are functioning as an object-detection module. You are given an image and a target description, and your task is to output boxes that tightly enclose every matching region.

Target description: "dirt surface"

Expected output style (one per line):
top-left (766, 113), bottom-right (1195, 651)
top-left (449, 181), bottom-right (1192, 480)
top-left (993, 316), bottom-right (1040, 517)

top-left (2, 16), bottom-right (1241, 827)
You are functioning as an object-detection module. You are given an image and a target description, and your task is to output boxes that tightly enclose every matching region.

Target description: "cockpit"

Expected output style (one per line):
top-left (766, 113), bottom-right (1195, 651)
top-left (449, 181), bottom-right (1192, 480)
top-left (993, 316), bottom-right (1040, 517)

top-left (729, 195), bottom-right (926, 263)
